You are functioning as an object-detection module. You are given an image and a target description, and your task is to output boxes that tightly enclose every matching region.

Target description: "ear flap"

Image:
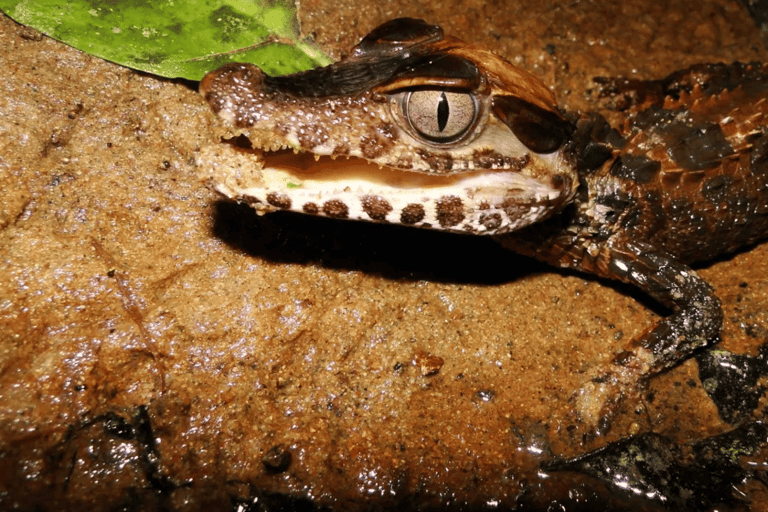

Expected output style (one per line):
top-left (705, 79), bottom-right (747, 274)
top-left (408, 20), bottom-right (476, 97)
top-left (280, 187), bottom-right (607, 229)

top-left (492, 96), bottom-right (573, 154)
top-left (352, 18), bottom-right (443, 58)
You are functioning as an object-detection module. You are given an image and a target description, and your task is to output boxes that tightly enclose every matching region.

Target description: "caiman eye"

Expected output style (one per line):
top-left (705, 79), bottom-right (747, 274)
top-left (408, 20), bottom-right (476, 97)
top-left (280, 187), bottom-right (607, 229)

top-left (405, 90), bottom-right (477, 142)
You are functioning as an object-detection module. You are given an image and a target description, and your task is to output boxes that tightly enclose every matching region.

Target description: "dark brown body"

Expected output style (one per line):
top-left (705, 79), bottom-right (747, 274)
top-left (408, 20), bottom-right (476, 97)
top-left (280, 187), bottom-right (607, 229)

top-left (513, 63), bottom-right (768, 268)
top-left (499, 62), bottom-right (768, 390)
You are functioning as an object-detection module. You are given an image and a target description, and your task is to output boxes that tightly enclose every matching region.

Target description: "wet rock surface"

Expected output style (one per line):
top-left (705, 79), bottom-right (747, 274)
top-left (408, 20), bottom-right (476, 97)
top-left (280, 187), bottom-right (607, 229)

top-left (1, 1), bottom-right (768, 510)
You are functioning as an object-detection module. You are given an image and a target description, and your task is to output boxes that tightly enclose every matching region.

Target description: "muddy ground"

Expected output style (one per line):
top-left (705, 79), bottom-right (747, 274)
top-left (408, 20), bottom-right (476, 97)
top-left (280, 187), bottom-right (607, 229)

top-left (1, 0), bottom-right (767, 510)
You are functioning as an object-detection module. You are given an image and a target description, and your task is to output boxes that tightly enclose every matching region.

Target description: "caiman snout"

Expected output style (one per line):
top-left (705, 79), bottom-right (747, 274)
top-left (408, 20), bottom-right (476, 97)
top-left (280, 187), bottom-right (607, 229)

top-left (200, 63), bottom-right (266, 120)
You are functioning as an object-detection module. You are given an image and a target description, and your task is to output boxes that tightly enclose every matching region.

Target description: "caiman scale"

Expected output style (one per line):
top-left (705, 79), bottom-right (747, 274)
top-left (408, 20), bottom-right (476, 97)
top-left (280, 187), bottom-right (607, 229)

top-left (197, 18), bottom-right (768, 427)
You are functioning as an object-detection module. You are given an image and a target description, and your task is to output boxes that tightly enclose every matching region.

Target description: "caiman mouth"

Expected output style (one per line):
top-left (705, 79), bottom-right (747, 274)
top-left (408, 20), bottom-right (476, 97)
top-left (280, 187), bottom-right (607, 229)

top-left (199, 140), bottom-right (567, 235)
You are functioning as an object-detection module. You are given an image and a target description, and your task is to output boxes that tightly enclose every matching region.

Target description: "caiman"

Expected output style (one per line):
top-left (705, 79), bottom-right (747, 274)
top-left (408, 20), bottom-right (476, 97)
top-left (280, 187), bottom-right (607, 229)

top-left (197, 18), bottom-right (768, 429)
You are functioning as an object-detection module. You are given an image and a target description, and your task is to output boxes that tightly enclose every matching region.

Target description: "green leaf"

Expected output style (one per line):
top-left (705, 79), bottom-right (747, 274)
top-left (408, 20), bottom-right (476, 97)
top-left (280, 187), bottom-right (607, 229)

top-left (0, 0), bottom-right (332, 80)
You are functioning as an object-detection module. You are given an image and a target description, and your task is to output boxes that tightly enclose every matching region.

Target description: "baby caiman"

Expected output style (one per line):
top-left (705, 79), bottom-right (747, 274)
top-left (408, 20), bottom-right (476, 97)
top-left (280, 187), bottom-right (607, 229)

top-left (197, 18), bottom-right (768, 428)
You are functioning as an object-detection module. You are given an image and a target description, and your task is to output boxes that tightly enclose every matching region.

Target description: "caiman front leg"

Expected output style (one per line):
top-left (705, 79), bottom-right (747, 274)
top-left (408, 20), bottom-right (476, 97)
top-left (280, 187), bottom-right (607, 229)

top-left (498, 231), bottom-right (723, 432)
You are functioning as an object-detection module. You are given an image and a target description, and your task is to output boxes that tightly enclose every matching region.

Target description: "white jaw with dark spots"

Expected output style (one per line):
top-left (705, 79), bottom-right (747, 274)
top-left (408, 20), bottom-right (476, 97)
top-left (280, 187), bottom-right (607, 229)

top-left (228, 151), bottom-right (569, 235)
top-left (198, 18), bottom-right (578, 236)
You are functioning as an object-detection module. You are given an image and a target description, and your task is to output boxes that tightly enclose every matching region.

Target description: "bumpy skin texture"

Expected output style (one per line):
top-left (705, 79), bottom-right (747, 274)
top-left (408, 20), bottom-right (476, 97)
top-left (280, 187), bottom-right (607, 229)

top-left (199, 19), bottom-right (768, 426)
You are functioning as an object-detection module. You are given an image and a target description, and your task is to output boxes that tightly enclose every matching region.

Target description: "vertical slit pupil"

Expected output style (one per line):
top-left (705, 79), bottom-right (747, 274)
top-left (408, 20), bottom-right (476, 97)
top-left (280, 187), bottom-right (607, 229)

top-left (436, 92), bottom-right (449, 132)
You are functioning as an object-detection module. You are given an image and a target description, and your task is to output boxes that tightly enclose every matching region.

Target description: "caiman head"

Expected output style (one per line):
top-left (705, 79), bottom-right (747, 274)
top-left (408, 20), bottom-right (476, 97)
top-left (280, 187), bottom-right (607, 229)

top-left (198, 18), bottom-right (577, 235)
